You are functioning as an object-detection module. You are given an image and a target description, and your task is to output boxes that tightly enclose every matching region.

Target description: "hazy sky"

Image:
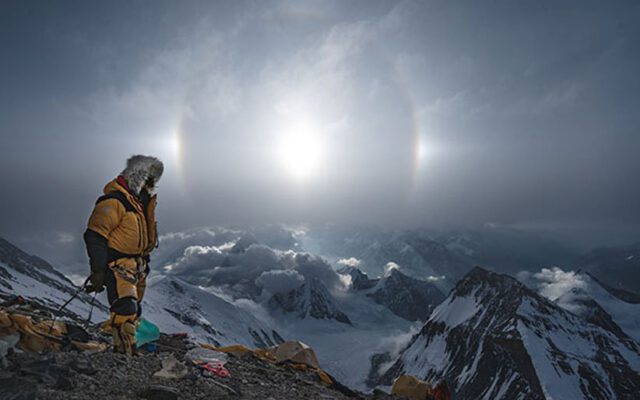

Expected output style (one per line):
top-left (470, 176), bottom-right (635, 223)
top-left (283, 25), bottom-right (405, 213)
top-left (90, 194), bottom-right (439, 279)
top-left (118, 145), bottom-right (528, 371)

top-left (1, 1), bottom-right (639, 265)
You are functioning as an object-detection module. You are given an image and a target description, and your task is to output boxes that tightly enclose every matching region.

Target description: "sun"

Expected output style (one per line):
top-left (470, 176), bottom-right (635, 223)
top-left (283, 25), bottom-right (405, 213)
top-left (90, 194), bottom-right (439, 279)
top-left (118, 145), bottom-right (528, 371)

top-left (277, 123), bottom-right (324, 181)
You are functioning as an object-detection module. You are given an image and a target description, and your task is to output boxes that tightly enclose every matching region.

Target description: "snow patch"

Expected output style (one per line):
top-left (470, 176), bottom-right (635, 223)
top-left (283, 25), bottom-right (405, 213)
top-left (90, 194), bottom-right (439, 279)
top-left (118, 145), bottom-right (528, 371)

top-left (430, 290), bottom-right (480, 328)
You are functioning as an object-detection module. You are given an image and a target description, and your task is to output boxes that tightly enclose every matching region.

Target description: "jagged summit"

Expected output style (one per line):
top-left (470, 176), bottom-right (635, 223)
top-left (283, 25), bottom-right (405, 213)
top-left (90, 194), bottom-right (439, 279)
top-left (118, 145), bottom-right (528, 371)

top-left (454, 265), bottom-right (522, 291)
top-left (337, 265), bottom-right (378, 291)
top-left (375, 265), bottom-right (640, 400)
top-left (367, 268), bottom-right (445, 322)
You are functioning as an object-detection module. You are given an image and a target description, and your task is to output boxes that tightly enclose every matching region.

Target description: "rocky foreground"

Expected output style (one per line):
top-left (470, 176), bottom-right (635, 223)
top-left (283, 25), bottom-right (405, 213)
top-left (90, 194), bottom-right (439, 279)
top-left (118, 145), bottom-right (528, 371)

top-left (0, 330), bottom-right (394, 400)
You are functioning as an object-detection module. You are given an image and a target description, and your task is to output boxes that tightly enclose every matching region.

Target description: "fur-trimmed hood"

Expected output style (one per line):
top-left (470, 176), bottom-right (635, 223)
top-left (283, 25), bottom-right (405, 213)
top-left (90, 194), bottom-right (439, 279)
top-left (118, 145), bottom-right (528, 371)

top-left (120, 155), bottom-right (164, 195)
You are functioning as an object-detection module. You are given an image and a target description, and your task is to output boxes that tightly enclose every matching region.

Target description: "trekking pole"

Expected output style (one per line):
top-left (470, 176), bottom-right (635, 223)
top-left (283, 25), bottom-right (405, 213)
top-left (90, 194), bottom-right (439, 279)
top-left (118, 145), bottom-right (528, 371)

top-left (85, 291), bottom-right (98, 324)
top-left (48, 277), bottom-right (91, 335)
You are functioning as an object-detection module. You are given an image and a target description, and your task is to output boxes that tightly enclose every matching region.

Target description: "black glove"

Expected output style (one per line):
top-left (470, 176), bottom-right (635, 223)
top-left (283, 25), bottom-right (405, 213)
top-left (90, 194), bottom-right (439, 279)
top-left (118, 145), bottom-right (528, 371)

top-left (85, 270), bottom-right (105, 293)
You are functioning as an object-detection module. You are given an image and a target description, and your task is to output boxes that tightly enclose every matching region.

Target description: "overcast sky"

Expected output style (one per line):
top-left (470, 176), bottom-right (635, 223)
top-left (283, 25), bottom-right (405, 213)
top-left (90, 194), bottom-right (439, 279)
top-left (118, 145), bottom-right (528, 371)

top-left (1, 1), bottom-right (639, 266)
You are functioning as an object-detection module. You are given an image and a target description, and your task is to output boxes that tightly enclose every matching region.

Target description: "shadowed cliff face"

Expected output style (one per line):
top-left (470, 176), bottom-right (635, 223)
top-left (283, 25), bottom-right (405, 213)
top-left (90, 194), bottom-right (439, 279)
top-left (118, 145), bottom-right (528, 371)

top-left (367, 269), bottom-right (445, 322)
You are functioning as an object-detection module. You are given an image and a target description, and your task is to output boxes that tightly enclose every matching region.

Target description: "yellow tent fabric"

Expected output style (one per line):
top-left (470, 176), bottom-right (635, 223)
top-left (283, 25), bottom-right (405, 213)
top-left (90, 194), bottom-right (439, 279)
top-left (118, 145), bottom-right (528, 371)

top-left (201, 343), bottom-right (254, 357)
top-left (0, 309), bottom-right (107, 353)
top-left (391, 375), bottom-right (433, 400)
top-left (270, 340), bottom-right (321, 369)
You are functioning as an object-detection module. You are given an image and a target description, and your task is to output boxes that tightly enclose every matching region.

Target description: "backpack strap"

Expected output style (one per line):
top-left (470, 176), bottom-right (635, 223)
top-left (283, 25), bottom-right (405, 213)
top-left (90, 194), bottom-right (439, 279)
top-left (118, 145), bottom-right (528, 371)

top-left (96, 191), bottom-right (136, 213)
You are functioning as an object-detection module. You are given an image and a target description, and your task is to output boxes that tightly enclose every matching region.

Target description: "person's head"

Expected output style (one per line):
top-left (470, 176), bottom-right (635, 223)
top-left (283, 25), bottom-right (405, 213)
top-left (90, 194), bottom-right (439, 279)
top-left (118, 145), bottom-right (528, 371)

top-left (121, 155), bottom-right (164, 195)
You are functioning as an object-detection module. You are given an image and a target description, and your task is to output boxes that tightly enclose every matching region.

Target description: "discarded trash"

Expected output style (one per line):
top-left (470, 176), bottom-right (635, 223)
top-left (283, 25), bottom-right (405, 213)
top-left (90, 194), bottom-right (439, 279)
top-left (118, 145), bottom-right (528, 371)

top-left (136, 318), bottom-right (160, 348)
top-left (192, 359), bottom-right (231, 378)
top-left (153, 355), bottom-right (188, 379)
top-left (185, 346), bottom-right (229, 365)
top-left (203, 340), bottom-right (335, 387)
top-left (186, 346), bottom-right (231, 378)
top-left (0, 333), bottom-right (20, 358)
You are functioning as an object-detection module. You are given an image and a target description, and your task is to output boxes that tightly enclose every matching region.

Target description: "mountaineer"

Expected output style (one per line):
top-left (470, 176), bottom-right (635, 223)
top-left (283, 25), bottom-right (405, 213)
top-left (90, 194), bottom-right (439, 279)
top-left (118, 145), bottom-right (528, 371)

top-left (83, 155), bottom-right (163, 355)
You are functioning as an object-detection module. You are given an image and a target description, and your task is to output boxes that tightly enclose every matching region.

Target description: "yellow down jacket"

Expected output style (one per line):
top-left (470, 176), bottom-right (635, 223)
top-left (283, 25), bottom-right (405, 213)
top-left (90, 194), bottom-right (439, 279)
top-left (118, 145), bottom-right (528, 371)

top-left (86, 178), bottom-right (158, 270)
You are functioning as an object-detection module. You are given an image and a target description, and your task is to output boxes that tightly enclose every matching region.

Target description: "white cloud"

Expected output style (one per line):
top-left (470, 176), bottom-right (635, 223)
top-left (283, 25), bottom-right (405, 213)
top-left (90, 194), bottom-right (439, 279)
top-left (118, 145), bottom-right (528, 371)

top-left (337, 257), bottom-right (361, 267)
top-left (256, 269), bottom-right (305, 294)
top-left (160, 228), bottom-right (347, 295)
top-left (294, 252), bottom-right (341, 289)
top-left (164, 244), bottom-right (226, 274)
top-left (337, 272), bottom-right (353, 290)
top-left (531, 267), bottom-right (589, 301)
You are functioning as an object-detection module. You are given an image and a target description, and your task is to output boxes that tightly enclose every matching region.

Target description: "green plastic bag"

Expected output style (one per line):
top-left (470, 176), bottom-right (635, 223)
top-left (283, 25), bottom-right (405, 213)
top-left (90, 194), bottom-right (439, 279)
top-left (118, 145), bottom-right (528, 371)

top-left (135, 318), bottom-right (160, 348)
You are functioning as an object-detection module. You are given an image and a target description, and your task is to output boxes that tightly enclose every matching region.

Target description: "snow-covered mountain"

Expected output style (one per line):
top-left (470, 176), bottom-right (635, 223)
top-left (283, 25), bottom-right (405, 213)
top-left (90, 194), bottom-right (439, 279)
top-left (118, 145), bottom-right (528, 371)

top-left (375, 267), bottom-right (640, 400)
top-left (143, 276), bottom-right (284, 347)
top-left (0, 237), bottom-right (107, 321)
top-left (338, 265), bottom-right (378, 290)
top-left (551, 271), bottom-right (640, 343)
top-left (268, 277), bottom-right (351, 324)
top-left (366, 268), bottom-right (445, 322)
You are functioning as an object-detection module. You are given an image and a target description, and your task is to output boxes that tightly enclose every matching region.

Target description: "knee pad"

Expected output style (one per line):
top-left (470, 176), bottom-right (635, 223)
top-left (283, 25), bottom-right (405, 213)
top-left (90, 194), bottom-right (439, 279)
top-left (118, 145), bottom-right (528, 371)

top-left (110, 296), bottom-right (138, 316)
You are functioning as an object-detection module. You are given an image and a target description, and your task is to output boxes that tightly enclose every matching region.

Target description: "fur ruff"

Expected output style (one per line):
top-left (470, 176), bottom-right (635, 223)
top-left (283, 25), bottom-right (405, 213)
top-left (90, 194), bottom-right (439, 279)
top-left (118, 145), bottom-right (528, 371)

top-left (121, 155), bottom-right (164, 195)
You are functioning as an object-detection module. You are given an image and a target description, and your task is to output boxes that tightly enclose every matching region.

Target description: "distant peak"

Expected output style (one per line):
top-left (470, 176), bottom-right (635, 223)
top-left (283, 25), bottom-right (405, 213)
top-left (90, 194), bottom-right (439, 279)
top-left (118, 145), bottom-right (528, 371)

top-left (453, 265), bottom-right (526, 298)
top-left (464, 265), bottom-right (501, 281)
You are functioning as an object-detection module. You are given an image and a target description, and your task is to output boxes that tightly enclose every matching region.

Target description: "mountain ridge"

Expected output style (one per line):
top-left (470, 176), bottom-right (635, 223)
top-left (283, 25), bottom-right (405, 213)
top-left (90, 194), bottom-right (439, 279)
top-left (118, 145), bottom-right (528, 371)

top-left (375, 266), bottom-right (640, 400)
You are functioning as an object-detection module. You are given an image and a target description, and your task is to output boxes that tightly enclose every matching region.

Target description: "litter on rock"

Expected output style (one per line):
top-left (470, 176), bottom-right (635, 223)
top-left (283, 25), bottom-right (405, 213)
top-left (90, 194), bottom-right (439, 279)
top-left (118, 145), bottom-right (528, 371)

top-left (135, 318), bottom-right (161, 348)
top-left (192, 359), bottom-right (231, 378)
top-left (185, 346), bottom-right (229, 365)
top-left (153, 354), bottom-right (189, 379)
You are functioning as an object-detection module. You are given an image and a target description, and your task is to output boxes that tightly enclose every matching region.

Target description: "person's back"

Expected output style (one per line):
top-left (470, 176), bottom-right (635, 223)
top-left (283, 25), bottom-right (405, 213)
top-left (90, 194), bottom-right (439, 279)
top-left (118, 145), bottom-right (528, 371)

top-left (83, 155), bottom-right (163, 355)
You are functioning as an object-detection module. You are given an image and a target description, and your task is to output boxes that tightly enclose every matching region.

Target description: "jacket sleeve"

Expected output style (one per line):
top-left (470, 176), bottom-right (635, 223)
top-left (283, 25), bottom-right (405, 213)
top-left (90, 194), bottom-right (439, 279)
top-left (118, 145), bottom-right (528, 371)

top-left (84, 198), bottom-right (125, 274)
top-left (84, 229), bottom-right (108, 275)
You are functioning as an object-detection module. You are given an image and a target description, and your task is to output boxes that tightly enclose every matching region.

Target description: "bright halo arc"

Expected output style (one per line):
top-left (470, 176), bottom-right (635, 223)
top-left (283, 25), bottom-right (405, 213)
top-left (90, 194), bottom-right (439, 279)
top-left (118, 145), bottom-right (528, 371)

top-left (277, 123), bottom-right (324, 181)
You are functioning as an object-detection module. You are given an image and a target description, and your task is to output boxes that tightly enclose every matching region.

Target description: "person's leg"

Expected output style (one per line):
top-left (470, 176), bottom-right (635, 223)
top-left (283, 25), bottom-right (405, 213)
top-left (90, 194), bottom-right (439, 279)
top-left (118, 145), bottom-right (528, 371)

top-left (105, 266), bottom-right (139, 355)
